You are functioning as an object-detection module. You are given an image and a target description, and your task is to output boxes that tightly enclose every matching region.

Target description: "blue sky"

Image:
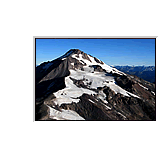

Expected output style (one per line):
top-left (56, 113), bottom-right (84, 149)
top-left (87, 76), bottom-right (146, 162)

top-left (36, 39), bottom-right (155, 66)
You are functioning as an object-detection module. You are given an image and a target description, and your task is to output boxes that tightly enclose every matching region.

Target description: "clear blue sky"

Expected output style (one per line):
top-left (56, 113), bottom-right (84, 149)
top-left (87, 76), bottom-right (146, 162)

top-left (36, 39), bottom-right (155, 66)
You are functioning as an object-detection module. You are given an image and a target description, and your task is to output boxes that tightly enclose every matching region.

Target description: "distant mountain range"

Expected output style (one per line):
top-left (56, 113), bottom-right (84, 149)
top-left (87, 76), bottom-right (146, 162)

top-left (35, 49), bottom-right (155, 121)
top-left (114, 66), bottom-right (155, 83)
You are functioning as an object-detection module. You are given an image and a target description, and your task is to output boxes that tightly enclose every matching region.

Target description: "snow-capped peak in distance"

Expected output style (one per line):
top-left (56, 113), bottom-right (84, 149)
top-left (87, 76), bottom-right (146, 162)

top-left (36, 49), bottom-right (156, 121)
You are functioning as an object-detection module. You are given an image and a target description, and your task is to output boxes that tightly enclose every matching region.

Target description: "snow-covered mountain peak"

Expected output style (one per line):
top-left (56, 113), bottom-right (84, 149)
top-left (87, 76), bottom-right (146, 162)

top-left (36, 49), bottom-right (156, 121)
top-left (56, 49), bottom-right (126, 77)
top-left (58, 49), bottom-right (89, 60)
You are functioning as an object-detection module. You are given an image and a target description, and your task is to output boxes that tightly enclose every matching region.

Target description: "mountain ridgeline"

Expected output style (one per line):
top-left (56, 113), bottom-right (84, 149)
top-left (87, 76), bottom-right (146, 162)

top-left (35, 49), bottom-right (156, 121)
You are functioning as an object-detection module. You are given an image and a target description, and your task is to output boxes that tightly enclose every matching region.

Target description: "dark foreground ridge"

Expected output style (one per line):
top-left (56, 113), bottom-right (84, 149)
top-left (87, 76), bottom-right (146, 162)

top-left (35, 49), bottom-right (156, 121)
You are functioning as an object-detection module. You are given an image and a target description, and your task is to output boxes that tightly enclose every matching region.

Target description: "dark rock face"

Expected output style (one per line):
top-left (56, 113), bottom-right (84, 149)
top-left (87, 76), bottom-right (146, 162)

top-left (36, 77), bottom-right (65, 100)
top-left (102, 87), bottom-right (155, 120)
top-left (91, 65), bottom-right (106, 72)
top-left (115, 75), bottom-right (135, 92)
top-left (36, 60), bottom-right (62, 84)
top-left (94, 57), bottom-right (104, 64)
top-left (39, 60), bottom-right (70, 83)
top-left (35, 49), bottom-right (156, 121)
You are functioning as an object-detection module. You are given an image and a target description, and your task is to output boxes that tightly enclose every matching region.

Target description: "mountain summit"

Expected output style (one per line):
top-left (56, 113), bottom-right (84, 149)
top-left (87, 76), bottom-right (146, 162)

top-left (35, 49), bottom-right (156, 120)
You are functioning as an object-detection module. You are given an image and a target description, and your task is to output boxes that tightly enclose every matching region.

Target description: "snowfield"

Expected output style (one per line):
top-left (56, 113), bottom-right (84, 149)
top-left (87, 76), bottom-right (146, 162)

top-left (47, 52), bottom-right (140, 119)
top-left (47, 105), bottom-right (85, 120)
top-left (53, 54), bottom-right (140, 107)
top-left (70, 68), bottom-right (139, 98)
top-left (53, 76), bottom-right (96, 106)
top-left (72, 54), bottom-right (126, 75)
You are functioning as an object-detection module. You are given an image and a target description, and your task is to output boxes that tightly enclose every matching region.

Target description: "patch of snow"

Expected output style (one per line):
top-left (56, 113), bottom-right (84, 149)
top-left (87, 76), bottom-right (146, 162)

top-left (60, 109), bottom-right (85, 120)
top-left (105, 82), bottom-right (130, 97)
top-left (71, 54), bottom-right (126, 75)
top-left (47, 105), bottom-right (85, 120)
top-left (70, 68), bottom-right (140, 98)
top-left (97, 90), bottom-right (108, 104)
top-left (83, 66), bottom-right (94, 73)
top-left (88, 99), bottom-right (96, 104)
top-left (70, 68), bottom-right (115, 89)
top-left (53, 76), bottom-right (96, 106)
top-left (71, 62), bottom-right (74, 66)
top-left (117, 112), bottom-right (127, 119)
top-left (151, 91), bottom-right (155, 95)
top-left (126, 92), bottom-right (140, 98)
top-left (87, 55), bottom-right (99, 64)
top-left (88, 54), bottom-right (116, 73)
top-left (105, 81), bottom-right (140, 98)
top-left (71, 54), bottom-right (91, 65)
top-left (138, 83), bottom-right (148, 90)
top-left (102, 103), bottom-right (111, 110)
